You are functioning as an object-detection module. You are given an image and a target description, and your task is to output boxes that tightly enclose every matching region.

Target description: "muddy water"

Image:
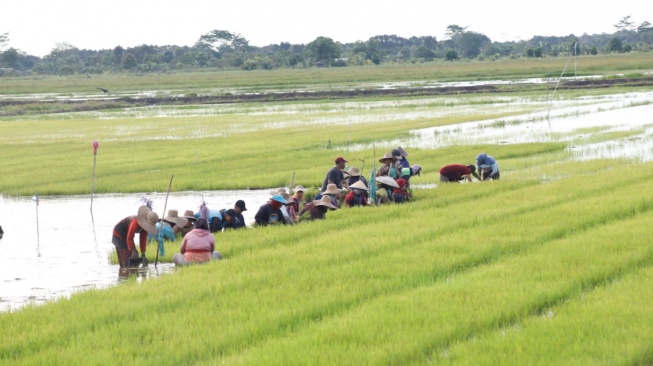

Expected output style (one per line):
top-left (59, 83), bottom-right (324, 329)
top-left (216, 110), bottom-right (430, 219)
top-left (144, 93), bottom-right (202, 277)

top-left (0, 189), bottom-right (275, 312)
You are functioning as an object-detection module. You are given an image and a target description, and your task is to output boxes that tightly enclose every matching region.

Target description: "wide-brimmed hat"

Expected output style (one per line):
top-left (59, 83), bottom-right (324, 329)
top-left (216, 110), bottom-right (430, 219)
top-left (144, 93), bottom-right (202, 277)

top-left (411, 164), bottom-right (422, 176)
top-left (397, 146), bottom-right (409, 157)
top-left (270, 188), bottom-right (287, 196)
top-left (279, 192), bottom-right (292, 203)
top-left (164, 209), bottom-right (189, 228)
top-left (348, 167), bottom-right (361, 177)
top-left (294, 185), bottom-right (305, 193)
top-left (314, 195), bottom-right (337, 210)
top-left (137, 206), bottom-right (159, 235)
top-left (270, 194), bottom-right (288, 204)
top-left (182, 210), bottom-right (197, 221)
top-left (235, 200), bottom-right (247, 211)
top-left (350, 180), bottom-right (369, 191)
top-left (375, 176), bottom-right (400, 188)
top-left (379, 153), bottom-right (397, 163)
top-left (322, 183), bottom-right (342, 195)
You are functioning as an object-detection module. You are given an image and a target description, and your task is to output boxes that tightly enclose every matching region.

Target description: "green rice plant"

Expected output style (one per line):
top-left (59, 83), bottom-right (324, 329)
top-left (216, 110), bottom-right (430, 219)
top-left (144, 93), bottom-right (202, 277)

top-left (0, 93), bottom-right (572, 195)
top-left (2, 161), bottom-right (653, 364)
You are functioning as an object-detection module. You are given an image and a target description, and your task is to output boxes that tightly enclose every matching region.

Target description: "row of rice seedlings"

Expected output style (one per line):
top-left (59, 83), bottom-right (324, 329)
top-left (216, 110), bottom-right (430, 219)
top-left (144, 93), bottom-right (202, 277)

top-left (1, 162), bottom-right (650, 363)
top-left (433, 211), bottom-right (653, 365)
top-left (218, 178), bottom-right (653, 364)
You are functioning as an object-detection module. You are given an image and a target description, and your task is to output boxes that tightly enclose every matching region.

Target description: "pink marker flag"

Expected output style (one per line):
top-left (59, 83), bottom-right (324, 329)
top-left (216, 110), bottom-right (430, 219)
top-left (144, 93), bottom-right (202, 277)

top-left (93, 140), bottom-right (99, 155)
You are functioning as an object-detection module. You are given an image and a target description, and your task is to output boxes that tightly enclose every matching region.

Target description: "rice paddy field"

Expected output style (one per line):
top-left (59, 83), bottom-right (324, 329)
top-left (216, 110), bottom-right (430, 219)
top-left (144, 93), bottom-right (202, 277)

top-left (1, 54), bottom-right (653, 365)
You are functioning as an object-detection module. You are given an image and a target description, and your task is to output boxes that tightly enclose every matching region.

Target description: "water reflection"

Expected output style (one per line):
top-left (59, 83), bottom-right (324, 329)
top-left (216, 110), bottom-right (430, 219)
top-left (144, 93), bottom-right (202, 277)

top-left (0, 189), bottom-right (274, 312)
top-left (339, 92), bottom-right (653, 162)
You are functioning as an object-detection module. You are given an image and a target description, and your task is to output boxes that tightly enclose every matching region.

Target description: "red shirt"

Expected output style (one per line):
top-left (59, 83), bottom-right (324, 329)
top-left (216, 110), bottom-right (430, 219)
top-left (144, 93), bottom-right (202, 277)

top-left (393, 178), bottom-right (408, 194)
top-left (439, 164), bottom-right (471, 181)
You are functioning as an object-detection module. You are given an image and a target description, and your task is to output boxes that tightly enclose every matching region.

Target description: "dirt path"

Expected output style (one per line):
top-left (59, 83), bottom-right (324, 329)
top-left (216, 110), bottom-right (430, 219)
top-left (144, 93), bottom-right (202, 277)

top-left (2, 77), bottom-right (652, 117)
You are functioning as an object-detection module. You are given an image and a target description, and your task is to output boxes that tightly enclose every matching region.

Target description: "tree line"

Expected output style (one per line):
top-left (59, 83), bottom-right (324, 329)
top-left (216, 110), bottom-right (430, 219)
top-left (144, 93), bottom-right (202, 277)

top-left (1, 17), bottom-right (652, 76)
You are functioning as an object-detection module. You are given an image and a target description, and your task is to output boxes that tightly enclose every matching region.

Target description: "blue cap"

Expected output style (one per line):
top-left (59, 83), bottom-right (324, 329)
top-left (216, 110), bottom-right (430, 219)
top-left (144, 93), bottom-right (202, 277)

top-left (271, 194), bottom-right (288, 204)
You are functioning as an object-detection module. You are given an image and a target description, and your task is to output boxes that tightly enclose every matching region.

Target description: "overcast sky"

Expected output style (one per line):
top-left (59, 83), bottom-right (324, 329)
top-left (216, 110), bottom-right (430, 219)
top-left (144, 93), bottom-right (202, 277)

top-left (2, 0), bottom-right (651, 57)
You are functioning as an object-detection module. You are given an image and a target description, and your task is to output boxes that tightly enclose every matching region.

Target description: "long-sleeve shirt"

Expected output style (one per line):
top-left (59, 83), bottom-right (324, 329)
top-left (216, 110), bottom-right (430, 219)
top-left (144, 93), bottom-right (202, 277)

top-left (179, 229), bottom-right (215, 263)
top-left (476, 153), bottom-right (499, 176)
top-left (112, 216), bottom-right (147, 252)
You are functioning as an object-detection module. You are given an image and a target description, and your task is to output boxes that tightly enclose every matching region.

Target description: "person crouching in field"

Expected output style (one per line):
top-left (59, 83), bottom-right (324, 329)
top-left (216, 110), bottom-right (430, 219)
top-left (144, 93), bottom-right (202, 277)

top-left (298, 195), bottom-right (338, 220)
top-left (345, 180), bottom-right (369, 207)
top-left (176, 210), bottom-right (197, 237)
top-left (149, 209), bottom-right (188, 244)
top-left (112, 206), bottom-right (159, 268)
top-left (476, 153), bottom-right (500, 180)
top-left (314, 183), bottom-right (343, 208)
top-left (233, 200), bottom-right (247, 229)
top-left (173, 218), bottom-right (222, 266)
top-left (254, 194), bottom-right (288, 226)
top-left (439, 164), bottom-right (481, 183)
top-left (393, 178), bottom-right (409, 203)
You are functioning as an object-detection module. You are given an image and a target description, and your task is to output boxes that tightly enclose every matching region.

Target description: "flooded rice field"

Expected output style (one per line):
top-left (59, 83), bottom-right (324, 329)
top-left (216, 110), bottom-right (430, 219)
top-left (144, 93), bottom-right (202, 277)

top-left (1, 88), bottom-right (652, 313)
top-left (340, 91), bottom-right (653, 162)
top-left (0, 189), bottom-right (275, 312)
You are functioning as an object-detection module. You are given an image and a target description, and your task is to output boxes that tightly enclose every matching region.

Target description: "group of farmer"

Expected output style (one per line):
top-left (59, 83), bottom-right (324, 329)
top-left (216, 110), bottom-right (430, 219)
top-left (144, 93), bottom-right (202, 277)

top-left (111, 148), bottom-right (499, 269)
top-left (438, 153), bottom-right (500, 183)
top-left (111, 200), bottom-right (248, 268)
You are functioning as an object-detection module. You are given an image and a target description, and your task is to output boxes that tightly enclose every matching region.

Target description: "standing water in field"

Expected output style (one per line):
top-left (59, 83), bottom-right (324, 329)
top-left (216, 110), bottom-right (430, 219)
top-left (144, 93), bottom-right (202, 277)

top-left (341, 91), bottom-right (653, 162)
top-left (0, 189), bottom-right (274, 312)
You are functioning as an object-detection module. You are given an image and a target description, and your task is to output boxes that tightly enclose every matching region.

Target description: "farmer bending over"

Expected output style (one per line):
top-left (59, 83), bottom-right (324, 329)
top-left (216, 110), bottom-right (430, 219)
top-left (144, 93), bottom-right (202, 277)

top-left (439, 164), bottom-right (480, 183)
top-left (111, 206), bottom-right (159, 268)
top-left (476, 153), bottom-right (500, 180)
top-left (254, 194), bottom-right (288, 226)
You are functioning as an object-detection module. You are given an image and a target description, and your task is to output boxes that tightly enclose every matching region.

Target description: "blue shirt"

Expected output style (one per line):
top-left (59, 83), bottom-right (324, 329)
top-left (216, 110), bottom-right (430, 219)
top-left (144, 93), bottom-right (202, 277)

top-left (148, 222), bottom-right (175, 243)
top-left (476, 153), bottom-right (499, 176)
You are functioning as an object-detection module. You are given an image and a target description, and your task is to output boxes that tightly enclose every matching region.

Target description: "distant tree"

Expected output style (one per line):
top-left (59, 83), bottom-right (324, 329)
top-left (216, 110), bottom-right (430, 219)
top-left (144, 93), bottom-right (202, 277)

top-left (58, 65), bottom-right (75, 75)
top-left (614, 15), bottom-right (635, 32)
top-left (414, 46), bottom-right (436, 61)
top-left (0, 32), bottom-right (9, 50)
top-left (196, 30), bottom-right (250, 53)
top-left (0, 48), bottom-right (21, 69)
top-left (371, 53), bottom-right (381, 65)
top-left (306, 36), bottom-right (340, 65)
top-left (112, 46), bottom-right (124, 65)
top-left (637, 21), bottom-right (653, 32)
top-left (398, 46), bottom-right (411, 60)
top-left (444, 49), bottom-right (459, 61)
top-left (607, 37), bottom-right (623, 52)
top-left (590, 46), bottom-right (598, 55)
top-left (121, 52), bottom-right (137, 69)
top-left (533, 47), bottom-right (543, 57)
top-left (526, 49), bottom-right (535, 57)
top-left (162, 50), bottom-right (174, 63)
top-left (445, 25), bottom-right (467, 39)
top-left (458, 32), bottom-right (490, 58)
top-left (288, 54), bottom-right (298, 68)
